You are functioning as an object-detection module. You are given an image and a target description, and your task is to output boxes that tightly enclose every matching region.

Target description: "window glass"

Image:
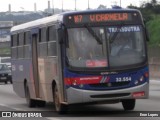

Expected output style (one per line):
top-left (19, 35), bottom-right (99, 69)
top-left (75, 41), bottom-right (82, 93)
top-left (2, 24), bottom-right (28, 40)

top-left (67, 27), bottom-right (107, 68)
top-left (0, 64), bottom-right (9, 71)
top-left (13, 34), bottom-right (17, 46)
top-left (40, 27), bottom-right (47, 42)
top-left (24, 31), bottom-right (30, 45)
top-left (107, 25), bottom-right (146, 67)
top-left (19, 33), bottom-right (24, 45)
top-left (49, 26), bottom-right (56, 41)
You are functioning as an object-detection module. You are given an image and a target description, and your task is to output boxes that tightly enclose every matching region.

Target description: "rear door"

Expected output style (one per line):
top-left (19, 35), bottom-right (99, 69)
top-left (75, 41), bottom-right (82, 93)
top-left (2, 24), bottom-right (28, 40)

top-left (31, 28), bottom-right (40, 98)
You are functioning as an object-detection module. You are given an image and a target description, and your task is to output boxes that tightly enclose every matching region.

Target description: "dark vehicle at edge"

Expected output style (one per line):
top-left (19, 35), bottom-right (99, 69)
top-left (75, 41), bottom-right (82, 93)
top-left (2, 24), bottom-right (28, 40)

top-left (0, 63), bottom-right (12, 84)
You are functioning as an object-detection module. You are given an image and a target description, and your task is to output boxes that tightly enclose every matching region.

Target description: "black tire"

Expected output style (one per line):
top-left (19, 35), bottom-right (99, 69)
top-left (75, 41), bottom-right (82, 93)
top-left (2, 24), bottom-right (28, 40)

top-left (25, 83), bottom-right (36, 108)
top-left (122, 99), bottom-right (135, 111)
top-left (4, 81), bottom-right (7, 84)
top-left (36, 100), bottom-right (46, 107)
top-left (53, 85), bottom-right (68, 114)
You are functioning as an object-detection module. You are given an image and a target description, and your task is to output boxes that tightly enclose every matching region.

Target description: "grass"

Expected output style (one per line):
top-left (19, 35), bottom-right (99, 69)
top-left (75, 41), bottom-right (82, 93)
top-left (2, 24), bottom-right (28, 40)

top-left (0, 48), bottom-right (10, 55)
top-left (147, 15), bottom-right (160, 47)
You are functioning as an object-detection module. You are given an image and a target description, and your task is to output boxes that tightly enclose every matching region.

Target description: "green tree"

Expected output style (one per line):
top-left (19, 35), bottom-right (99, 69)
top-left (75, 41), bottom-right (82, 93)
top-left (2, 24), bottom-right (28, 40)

top-left (151, 0), bottom-right (157, 7)
top-left (127, 4), bottom-right (138, 9)
top-left (154, 5), bottom-right (160, 14)
top-left (97, 4), bottom-right (107, 9)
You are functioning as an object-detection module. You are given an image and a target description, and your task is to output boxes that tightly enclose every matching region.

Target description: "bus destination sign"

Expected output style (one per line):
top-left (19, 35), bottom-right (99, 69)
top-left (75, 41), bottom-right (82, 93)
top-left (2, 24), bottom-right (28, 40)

top-left (68, 13), bottom-right (133, 24)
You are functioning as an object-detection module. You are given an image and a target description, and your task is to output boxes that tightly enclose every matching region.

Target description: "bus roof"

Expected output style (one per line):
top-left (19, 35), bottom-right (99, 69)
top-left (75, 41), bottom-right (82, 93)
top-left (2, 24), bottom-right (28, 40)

top-left (11, 14), bottom-right (63, 33)
top-left (60, 8), bottom-right (140, 16)
top-left (11, 9), bottom-right (140, 33)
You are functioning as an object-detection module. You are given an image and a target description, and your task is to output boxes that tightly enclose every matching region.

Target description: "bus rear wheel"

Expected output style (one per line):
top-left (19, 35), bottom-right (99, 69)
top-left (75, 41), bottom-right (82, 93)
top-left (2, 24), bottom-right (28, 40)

top-left (122, 99), bottom-right (135, 110)
top-left (25, 83), bottom-right (36, 108)
top-left (53, 85), bottom-right (68, 114)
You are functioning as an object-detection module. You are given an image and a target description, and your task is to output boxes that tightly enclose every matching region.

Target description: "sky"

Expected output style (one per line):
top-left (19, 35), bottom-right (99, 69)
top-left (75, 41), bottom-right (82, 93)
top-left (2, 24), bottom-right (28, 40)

top-left (0, 0), bottom-right (153, 12)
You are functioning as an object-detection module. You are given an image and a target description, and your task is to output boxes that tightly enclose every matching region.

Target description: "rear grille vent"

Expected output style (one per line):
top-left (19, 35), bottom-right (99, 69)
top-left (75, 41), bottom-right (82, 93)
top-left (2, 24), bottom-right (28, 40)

top-left (89, 82), bottom-right (130, 88)
top-left (90, 93), bottom-right (130, 98)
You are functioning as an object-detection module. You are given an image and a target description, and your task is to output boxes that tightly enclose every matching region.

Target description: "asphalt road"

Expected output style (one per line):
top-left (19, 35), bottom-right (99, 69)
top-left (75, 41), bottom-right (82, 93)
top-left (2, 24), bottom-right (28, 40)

top-left (0, 80), bottom-right (160, 120)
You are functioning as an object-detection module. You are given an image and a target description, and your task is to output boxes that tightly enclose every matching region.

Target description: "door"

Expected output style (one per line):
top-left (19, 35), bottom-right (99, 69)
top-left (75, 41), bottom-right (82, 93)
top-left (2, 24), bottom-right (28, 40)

top-left (31, 29), bottom-right (40, 98)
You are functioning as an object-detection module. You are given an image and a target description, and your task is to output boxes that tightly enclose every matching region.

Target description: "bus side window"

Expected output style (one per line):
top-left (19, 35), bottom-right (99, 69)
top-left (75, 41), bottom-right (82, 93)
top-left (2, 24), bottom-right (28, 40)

top-left (19, 32), bottom-right (24, 45)
top-left (11, 35), bottom-right (14, 47)
top-left (39, 27), bottom-right (47, 57)
top-left (24, 31), bottom-right (31, 58)
top-left (48, 25), bottom-right (57, 56)
top-left (41, 27), bottom-right (47, 42)
top-left (11, 34), bottom-right (18, 59)
top-left (39, 29), bottom-right (41, 42)
top-left (18, 32), bottom-right (24, 59)
top-left (24, 31), bottom-right (30, 45)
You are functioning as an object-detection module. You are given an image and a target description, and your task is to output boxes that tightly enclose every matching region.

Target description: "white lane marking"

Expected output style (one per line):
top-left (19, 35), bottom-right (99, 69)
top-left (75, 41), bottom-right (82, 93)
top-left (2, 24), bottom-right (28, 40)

top-left (150, 80), bottom-right (160, 84)
top-left (46, 118), bottom-right (62, 120)
top-left (0, 103), bottom-right (25, 111)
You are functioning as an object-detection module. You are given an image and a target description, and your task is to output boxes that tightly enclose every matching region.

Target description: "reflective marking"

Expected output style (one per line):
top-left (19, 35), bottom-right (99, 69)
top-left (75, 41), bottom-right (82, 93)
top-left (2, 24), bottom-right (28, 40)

top-left (0, 104), bottom-right (25, 111)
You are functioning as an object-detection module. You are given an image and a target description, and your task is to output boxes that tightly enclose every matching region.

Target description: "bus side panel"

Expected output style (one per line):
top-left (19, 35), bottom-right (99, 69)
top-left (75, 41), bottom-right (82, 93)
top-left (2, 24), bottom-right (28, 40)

top-left (38, 57), bottom-right (58, 102)
top-left (64, 66), bottom-right (149, 104)
top-left (66, 83), bottom-right (149, 104)
top-left (11, 59), bottom-right (36, 98)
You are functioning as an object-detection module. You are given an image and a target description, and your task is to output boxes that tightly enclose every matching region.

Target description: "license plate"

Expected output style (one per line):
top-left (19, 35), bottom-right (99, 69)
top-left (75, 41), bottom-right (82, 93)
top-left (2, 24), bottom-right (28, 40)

top-left (1, 77), bottom-right (6, 80)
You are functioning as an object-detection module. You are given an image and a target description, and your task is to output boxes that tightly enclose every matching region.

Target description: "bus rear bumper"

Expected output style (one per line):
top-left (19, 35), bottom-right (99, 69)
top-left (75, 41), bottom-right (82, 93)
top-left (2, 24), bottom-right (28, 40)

top-left (66, 82), bottom-right (149, 104)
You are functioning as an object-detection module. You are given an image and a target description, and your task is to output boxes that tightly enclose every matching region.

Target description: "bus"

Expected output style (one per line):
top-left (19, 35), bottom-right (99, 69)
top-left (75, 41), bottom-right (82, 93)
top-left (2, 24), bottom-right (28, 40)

top-left (11, 9), bottom-right (149, 113)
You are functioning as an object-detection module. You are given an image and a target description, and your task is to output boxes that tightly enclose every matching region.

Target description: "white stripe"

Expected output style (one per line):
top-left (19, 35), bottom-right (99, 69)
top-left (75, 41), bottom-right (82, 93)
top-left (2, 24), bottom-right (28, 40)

top-left (46, 118), bottom-right (62, 120)
top-left (0, 104), bottom-right (25, 111)
top-left (100, 76), bottom-right (105, 83)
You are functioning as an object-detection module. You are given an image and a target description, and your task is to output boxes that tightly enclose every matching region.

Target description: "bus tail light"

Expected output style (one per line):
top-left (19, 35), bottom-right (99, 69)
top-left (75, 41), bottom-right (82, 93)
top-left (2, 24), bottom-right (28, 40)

top-left (132, 91), bottom-right (145, 98)
top-left (144, 72), bottom-right (149, 78)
